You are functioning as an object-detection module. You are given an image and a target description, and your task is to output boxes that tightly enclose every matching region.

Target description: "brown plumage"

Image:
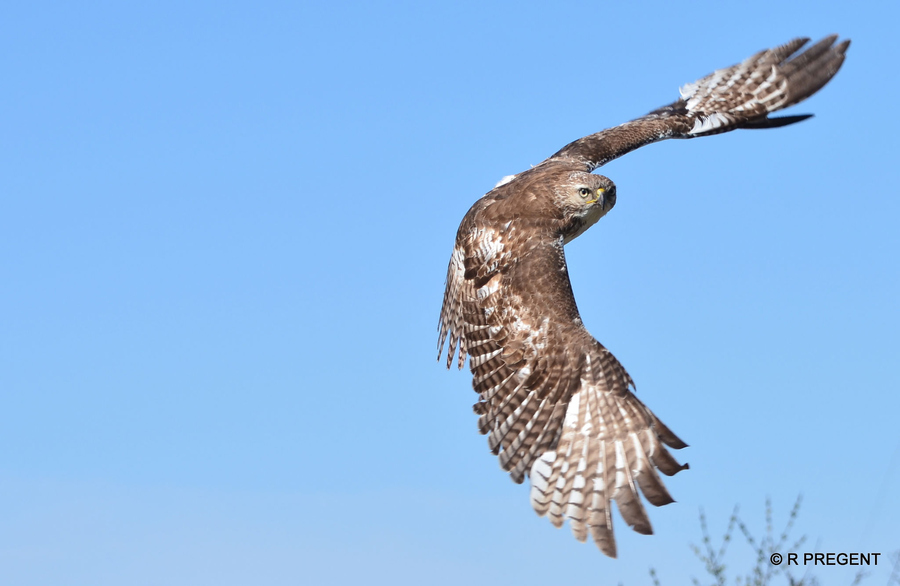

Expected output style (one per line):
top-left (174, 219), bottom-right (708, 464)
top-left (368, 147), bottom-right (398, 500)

top-left (438, 36), bottom-right (849, 558)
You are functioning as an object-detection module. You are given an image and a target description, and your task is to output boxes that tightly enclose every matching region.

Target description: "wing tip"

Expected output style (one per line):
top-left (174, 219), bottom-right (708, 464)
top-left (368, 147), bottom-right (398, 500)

top-left (742, 114), bottom-right (814, 130)
top-left (649, 412), bottom-right (689, 450)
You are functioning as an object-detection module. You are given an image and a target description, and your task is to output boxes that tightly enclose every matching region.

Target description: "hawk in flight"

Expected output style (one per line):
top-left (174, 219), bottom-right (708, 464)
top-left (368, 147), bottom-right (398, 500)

top-left (438, 36), bottom-right (848, 557)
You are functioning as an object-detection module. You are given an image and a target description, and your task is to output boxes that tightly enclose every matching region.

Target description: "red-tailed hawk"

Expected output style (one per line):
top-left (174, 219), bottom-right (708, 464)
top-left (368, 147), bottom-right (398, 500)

top-left (438, 36), bottom-right (849, 558)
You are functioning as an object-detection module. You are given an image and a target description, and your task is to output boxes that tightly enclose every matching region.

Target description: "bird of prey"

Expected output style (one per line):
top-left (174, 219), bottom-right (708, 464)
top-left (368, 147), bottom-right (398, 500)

top-left (438, 36), bottom-right (849, 558)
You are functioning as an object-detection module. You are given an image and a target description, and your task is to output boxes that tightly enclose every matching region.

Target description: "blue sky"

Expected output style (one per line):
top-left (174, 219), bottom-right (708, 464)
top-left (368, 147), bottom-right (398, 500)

top-left (2, 1), bottom-right (898, 584)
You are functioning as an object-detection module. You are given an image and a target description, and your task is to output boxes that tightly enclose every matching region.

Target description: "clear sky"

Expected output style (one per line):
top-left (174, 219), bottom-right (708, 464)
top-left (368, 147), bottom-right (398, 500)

top-left (1, 1), bottom-right (898, 585)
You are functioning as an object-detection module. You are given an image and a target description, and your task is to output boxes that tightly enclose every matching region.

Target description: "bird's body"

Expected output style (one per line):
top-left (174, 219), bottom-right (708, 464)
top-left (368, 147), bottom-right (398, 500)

top-left (438, 36), bottom-right (848, 558)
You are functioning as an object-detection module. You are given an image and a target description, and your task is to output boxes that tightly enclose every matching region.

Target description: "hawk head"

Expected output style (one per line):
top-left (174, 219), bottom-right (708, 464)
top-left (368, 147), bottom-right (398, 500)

top-left (558, 171), bottom-right (616, 243)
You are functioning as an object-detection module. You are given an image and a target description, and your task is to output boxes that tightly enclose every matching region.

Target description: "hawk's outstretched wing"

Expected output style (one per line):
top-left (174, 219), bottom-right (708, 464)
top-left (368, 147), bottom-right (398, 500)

top-left (439, 36), bottom-right (848, 558)
top-left (439, 217), bottom-right (687, 557)
top-left (549, 36), bottom-right (849, 172)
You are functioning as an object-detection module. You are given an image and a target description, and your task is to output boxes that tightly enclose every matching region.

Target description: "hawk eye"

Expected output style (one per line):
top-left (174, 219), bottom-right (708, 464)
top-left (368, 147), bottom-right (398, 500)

top-left (578, 187), bottom-right (592, 198)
